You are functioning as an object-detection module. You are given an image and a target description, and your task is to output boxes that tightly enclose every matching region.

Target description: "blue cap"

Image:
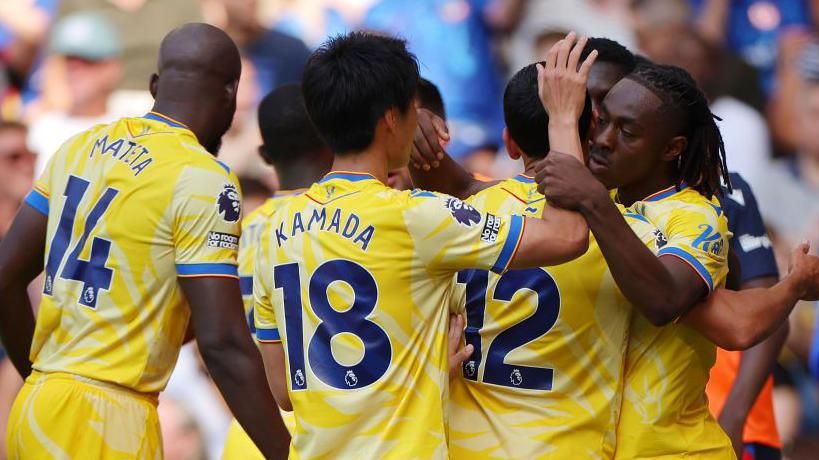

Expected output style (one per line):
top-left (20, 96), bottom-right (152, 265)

top-left (50, 11), bottom-right (121, 60)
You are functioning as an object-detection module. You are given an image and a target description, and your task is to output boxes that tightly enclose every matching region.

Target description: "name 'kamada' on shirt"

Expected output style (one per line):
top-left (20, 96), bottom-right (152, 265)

top-left (275, 206), bottom-right (375, 251)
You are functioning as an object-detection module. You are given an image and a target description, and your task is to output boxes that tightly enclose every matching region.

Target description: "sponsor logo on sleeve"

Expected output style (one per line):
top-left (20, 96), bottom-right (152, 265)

top-left (207, 231), bottom-right (239, 250)
top-left (481, 213), bottom-right (502, 243)
top-left (216, 183), bottom-right (241, 223)
top-left (445, 198), bottom-right (481, 227)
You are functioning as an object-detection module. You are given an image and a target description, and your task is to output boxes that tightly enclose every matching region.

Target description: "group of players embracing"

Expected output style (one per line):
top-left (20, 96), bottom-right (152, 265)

top-left (1, 22), bottom-right (818, 460)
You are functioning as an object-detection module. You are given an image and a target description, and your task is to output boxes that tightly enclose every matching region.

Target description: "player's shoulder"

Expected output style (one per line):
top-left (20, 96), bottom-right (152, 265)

top-left (242, 194), bottom-right (296, 230)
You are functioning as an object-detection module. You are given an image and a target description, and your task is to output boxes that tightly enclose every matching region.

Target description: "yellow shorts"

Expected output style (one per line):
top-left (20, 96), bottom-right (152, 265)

top-left (6, 371), bottom-right (162, 460)
top-left (222, 410), bottom-right (295, 459)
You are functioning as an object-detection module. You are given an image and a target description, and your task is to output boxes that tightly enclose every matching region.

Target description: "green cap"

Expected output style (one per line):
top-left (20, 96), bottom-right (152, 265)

top-left (50, 11), bottom-right (121, 60)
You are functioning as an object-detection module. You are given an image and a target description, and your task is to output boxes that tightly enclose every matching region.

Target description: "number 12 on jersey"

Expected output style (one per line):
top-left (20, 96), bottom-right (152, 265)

top-left (457, 268), bottom-right (560, 390)
top-left (274, 260), bottom-right (393, 391)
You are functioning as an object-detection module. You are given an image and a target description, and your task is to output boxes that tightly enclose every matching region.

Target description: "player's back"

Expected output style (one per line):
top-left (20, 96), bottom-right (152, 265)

top-left (28, 112), bottom-right (241, 395)
top-left (448, 175), bottom-right (632, 459)
top-left (615, 185), bottom-right (733, 459)
top-left (253, 172), bottom-right (525, 459)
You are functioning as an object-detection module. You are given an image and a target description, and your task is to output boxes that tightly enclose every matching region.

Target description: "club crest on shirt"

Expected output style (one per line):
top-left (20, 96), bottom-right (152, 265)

top-left (464, 360), bottom-right (477, 377)
top-left (445, 198), bottom-right (481, 227)
top-left (294, 369), bottom-right (306, 388)
top-left (216, 183), bottom-right (241, 223)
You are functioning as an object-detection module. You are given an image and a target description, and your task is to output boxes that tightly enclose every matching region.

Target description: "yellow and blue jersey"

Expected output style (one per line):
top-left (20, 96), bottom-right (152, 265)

top-left (253, 171), bottom-right (525, 459)
top-left (238, 190), bottom-right (305, 335)
top-left (448, 175), bottom-right (632, 459)
top-left (23, 112), bottom-right (241, 395)
top-left (614, 184), bottom-right (733, 459)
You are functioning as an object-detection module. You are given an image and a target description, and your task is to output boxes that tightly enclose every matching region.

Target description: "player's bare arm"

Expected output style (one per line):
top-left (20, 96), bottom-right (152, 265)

top-left (536, 152), bottom-right (707, 325)
top-left (258, 343), bottom-right (292, 411)
top-left (0, 205), bottom-right (45, 378)
top-left (180, 277), bottom-right (290, 459)
top-left (506, 32), bottom-right (596, 269)
top-left (683, 243), bottom-right (819, 350)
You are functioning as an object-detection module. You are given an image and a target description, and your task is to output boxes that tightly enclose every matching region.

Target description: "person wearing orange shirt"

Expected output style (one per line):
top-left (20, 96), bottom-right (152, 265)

top-left (707, 172), bottom-right (785, 460)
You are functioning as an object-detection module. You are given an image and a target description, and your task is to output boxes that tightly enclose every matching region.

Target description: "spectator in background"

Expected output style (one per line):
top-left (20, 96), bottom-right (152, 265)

top-left (158, 398), bottom-right (207, 460)
top-left (0, 0), bottom-right (58, 114)
top-left (645, 25), bottom-right (773, 191)
top-left (690, 0), bottom-right (815, 95)
top-left (56, 0), bottom-right (202, 92)
top-left (28, 11), bottom-right (125, 175)
top-left (631, 0), bottom-right (766, 112)
top-left (755, 60), bottom-right (819, 253)
top-left (271, 0), bottom-right (378, 49)
top-left (0, 121), bottom-right (34, 236)
top-left (211, 0), bottom-right (311, 99)
top-left (363, 0), bottom-right (523, 176)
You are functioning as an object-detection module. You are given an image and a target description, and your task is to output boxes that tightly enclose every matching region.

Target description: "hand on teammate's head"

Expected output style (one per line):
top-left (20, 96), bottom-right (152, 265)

top-left (410, 108), bottom-right (449, 171)
top-left (536, 32), bottom-right (597, 124)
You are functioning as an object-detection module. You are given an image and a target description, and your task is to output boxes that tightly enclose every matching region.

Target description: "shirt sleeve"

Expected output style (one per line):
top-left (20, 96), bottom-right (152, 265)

top-left (721, 175), bottom-right (779, 283)
top-left (656, 202), bottom-right (730, 293)
top-left (171, 165), bottom-right (241, 279)
top-left (23, 149), bottom-right (56, 217)
top-left (404, 190), bottom-right (524, 274)
top-left (253, 220), bottom-right (280, 343)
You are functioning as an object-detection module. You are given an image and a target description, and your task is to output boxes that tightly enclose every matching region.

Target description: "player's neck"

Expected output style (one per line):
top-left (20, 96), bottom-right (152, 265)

top-left (617, 174), bottom-right (678, 207)
top-left (0, 196), bottom-right (19, 237)
top-left (330, 147), bottom-right (389, 184)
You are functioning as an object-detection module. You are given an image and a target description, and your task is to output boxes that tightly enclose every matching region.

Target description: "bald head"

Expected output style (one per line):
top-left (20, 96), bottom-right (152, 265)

top-left (158, 23), bottom-right (241, 83)
top-left (150, 23), bottom-right (242, 155)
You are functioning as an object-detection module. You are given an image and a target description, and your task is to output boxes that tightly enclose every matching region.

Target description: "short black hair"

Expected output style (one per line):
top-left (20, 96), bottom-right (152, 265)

top-left (417, 77), bottom-right (446, 120)
top-left (257, 83), bottom-right (327, 166)
top-left (581, 37), bottom-right (637, 74)
top-left (503, 62), bottom-right (592, 159)
top-left (627, 63), bottom-right (730, 198)
top-left (302, 32), bottom-right (419, 154)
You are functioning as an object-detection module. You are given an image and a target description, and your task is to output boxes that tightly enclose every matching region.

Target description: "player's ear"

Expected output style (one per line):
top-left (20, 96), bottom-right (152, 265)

top-left (149, 74), bottom-right (159, 99)
top-left (384, 107), bottom-right (398, 132)
top-left (503, 129), bottom-right (521, 161)
top-left (662, 135), bottom-right (687, 163)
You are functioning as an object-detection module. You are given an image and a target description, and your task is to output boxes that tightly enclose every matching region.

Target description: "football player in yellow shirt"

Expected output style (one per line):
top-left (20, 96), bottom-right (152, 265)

top-left (222, 83), bottom-right (332, 459)
top-left (253, 31), bottom-right (595, 459)
top-left (0, 24), bottom-right (288, 459)
top-left (412, 37), bottom-right (819, 459)
top-left (538, 63), bottom-right (819, 458)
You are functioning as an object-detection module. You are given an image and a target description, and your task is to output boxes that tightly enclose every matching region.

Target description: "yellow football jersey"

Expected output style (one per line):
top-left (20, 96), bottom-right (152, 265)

top-left (448, 175), bottom-right (632, 459)
top-left (253, 171), bottom-right (526, 459)
top-left (239, 190), bottom-right (305, 335)
top-left (24, 112), bottom-right (241, 395)
top-left (614, 184), bottom-right (733, 459)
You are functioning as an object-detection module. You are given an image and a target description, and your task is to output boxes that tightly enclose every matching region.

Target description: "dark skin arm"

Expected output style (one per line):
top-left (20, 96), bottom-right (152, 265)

top-left (179, 277), bottom-right (290, 459)
top-left (0, 205), bottom-right (46, 378)
top-left (536, 153), bottom-right (706, 325)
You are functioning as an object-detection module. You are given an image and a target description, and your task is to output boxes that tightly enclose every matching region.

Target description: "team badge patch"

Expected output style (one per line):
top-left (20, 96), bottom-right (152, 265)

top-left (654, 229), bottom-right (668, 249)
top-left (445, 198), bottom-right (481, 227)
top-left (217, 183), bottom-right (241, 223)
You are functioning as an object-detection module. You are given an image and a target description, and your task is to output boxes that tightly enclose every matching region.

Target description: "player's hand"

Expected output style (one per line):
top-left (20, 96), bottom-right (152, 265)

top-left (448, 314), bottom-right (474, 378)
top-left (536, 32), bottom-right (597, 124)
top-left (789, 241), bottom-right (819, 301)
top-left (535, 151), bottom-right (608, 211)
top-left (410, 108), bottom-right (449, 171)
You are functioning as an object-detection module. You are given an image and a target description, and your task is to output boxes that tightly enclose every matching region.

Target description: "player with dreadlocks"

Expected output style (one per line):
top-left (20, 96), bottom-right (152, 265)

top-left (536, 62), bottom-right (819, 458)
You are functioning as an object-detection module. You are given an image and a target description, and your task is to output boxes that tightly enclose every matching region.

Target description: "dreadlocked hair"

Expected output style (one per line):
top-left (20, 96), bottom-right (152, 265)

top-left (626, 63), bottom-right (731, 198)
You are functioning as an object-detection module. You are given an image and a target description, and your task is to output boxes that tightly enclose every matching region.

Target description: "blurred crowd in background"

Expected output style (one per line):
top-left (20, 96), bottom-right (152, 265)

top-left (0, 0), bottom-right (818, 459)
